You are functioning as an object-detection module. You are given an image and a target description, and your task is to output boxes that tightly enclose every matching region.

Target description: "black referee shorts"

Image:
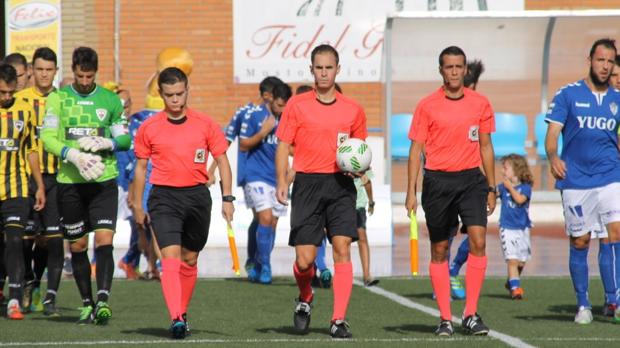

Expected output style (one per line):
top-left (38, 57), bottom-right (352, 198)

top-left (25, 174), bottom-right (61, 238)
top-left (57, 179), bottom-right (118, 241)
top-left (421, 168), bottom-right (488, 243)
top-left (147, 184), bottom-right (212, 252)
top-left (289, 172), bottom-right (357, 247)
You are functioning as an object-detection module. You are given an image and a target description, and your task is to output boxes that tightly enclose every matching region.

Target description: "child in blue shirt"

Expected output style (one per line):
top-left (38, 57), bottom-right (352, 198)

top-left (497, 154), bottom-right (533, 300)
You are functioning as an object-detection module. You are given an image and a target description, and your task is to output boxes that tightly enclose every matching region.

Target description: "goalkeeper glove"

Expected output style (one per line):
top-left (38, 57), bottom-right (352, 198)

top-left (64, 148), bottom-right (105, 181)
top-left (78, 136), bottom-right (115, 152)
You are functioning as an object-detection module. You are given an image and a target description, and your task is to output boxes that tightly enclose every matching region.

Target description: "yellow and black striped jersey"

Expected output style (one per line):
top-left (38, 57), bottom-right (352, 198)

top-left (15, 87), bottom-right (59, 175)
top-left (0, 98), bottom-right (37, 200)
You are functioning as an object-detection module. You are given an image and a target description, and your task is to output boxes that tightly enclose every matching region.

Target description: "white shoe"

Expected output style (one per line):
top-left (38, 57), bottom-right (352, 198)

top-left (574, 306), bottom-right (593, 324)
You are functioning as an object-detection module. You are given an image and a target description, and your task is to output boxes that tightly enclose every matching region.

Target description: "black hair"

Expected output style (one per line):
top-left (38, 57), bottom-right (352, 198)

top-left (438, 46), bottom-right (466, 67)
top-left (311, 44), bottom-right (339, 65)
top-left (3, 53), bottom-right (27, 68)
top-left (158, 67), bottom-right (188, 89)
top-left (259, 76), bottom-right (283, 95)
top-left (464, 60), bottom-right (485, 88)
top-left (32, 47), bottom-right (57, 66)
top-left (295, 84), bottom-right (313, 94)
top-left (590, 38), bottom-right (617, 58)
top-left (0, 64), bottom-right (17, 84)
top-left (72, 47), bottom-right (98, 71)
top-left (273, 83), bottom-right (292, 102)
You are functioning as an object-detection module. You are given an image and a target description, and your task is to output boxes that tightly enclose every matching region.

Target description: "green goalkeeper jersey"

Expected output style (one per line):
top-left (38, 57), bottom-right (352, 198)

top-left (41, 84), bottom-right (131, 184)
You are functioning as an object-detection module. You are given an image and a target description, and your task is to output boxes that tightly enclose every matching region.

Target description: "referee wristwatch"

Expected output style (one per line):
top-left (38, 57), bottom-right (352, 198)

top-left (222, 195), bottom-right (236, 202)
top-left (488, 186), bottom-right (497, 194)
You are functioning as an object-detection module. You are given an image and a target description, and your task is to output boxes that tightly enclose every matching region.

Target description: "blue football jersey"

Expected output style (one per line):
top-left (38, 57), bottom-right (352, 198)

top-left (546, 80), bottom-right (620, 189)
top-left (225, 102), bottom-right (254, 187)
top-left (240, 104), bottom-right (278, 187)
top-left (127, 109), bottom-right (158, 210)
top-left (498, 183), bottom-right (532, 230)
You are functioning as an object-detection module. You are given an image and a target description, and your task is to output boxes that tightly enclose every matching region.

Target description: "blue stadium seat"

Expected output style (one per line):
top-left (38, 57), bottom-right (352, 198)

top-left (491, 113), bottom-right (528, 158)
top-left (390, 113), bottom-right (412, 160)
top-left (535, 112), bottom-right (562, 159)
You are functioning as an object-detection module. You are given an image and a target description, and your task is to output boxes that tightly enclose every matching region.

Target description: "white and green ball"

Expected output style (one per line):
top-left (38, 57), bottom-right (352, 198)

top-left (336, 138), bottom-right (372, 173)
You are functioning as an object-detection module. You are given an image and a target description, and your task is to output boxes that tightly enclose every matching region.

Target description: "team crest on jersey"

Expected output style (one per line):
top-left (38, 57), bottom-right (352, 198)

top-left (95, 108), bottom-right (108, 121)
top-left (13, 120), bottom-right (24, 132)
top-left (610, 102), bottom-right (618, 116)
top-left (194, 149), bottom-right (206, 163)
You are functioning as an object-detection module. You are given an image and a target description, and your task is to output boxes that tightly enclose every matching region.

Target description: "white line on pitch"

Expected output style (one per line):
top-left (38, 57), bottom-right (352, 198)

top-left (355, 280), bottom-right (536, 348)
top-left (0, 337), bottom-right (494, 346)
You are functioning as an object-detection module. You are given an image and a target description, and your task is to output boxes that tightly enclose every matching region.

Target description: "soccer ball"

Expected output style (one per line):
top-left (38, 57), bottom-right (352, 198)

top-left (336, 138), bottom-right (372, 173)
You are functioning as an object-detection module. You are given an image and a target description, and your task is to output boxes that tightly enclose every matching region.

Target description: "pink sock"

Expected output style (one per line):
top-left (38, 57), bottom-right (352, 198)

top-left (180, 262), bottom-right (198, 315)
top-left (293, 263), bottom-right (315, 303)
top-left (160, 258), bottom-right (182, 320)
top-left (464, 254), bottom-right (487, 317)
top-left (332, 262), bottom-right (353, 321)
top-left (429, 261), bottom-right (452, 321)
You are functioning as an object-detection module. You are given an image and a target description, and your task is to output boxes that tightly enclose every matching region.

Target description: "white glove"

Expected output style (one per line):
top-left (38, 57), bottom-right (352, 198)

top-left (65, 148), bottom-right (106, 181)
top-left (78, 136), bottom-right (115, 152)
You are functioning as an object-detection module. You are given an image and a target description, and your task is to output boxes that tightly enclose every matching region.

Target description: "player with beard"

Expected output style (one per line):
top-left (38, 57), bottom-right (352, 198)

top-left (546, 38), bottom-right (620, 324)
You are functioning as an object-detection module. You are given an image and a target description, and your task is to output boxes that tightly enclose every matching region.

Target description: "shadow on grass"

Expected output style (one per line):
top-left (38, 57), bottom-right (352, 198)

top-left (547, 304), bottom-right (579, 314)
top-left (223, 278), bottom-right (297, 288)
top-left (402, 293), bottom-right (434, 300)
top-left (256, 326), bottom-right (330, 336)
top-left (514, 304), bottom-right (609, 323)
top-left (484, 293), bottom-right (514, 301)
top-left (514, 314), bottom-right (573, 322)
top-left (383, 323), bottom-right (437, 334)
top-left (121, 327), bottom-right (224, 338)
top-left (30, 315), bottom-right (80, 323)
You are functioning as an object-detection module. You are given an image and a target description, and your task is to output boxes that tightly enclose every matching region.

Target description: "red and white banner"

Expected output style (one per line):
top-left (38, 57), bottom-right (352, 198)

top-left (233, 0), bottom-right (523, 83)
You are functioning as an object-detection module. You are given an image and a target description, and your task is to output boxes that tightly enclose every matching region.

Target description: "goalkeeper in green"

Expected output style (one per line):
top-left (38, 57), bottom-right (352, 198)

top-left (41, 47), bottom-right (130, 325)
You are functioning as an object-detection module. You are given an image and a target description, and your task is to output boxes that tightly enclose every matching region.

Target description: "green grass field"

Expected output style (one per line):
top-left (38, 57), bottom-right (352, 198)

top-left (2, 277), bottom-right (620, 347)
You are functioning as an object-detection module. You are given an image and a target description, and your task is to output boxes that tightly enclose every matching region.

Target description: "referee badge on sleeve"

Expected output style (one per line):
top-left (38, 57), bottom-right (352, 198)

top-left (468, 125), bottom-right (479, 141)
top-left (337, 132), bottom-right (349, 146)
top-left (194, 149), bottom-right (206, 163)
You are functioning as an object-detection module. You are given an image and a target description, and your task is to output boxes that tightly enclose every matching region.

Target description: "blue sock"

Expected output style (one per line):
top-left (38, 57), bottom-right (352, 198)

top-left (611, 242), bottom-right (620, 305)
top-left (247, 218), bottom-right (258, 264)
top-left (256, 224), bottom-right (273, 267)
top-left (449, 237), bottom-right (470, 277)
top-left (508, 278), bottom-right (520, 290)
top-left (315, 236), bottom-right (328, 272)
top-left (598, 242), bottom-right (616, 304)
top-left (569, 245), bottom-right (590, 308)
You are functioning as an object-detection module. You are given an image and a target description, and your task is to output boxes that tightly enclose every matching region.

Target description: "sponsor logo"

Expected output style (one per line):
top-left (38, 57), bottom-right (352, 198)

top-left (611, 102), bottom-right (618, 116)
top-left (65, 127), bottom-right (105, 140)
top-left (76, 100), bottom-right (94, 106)
top-left (568, 205), bottom-right (583, 218)
top-left (96, 108), bottom-right (108, 121)
top-left (575, 102), bottom-right (590, 108)
top-left (567, 222), bottom-right (585, 233)
top-left (0, 138), bottom-right (19, 152)
top-left (6, 216), bottom-right (21, 222)
top-left (8, 2), bottom-right (59, 30)
top-left (468, 125), bottom-right (479, 141)
top-left (13, 120), bottom-right (24, 132)
top-left (194, 149), bottom-right (206, 163)
top-left (97, 219), bottom-right (113, 225)
top-left (43, 114), bottom-right (58, 128)
top-left (576, 116), bottom-right (617, 131)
